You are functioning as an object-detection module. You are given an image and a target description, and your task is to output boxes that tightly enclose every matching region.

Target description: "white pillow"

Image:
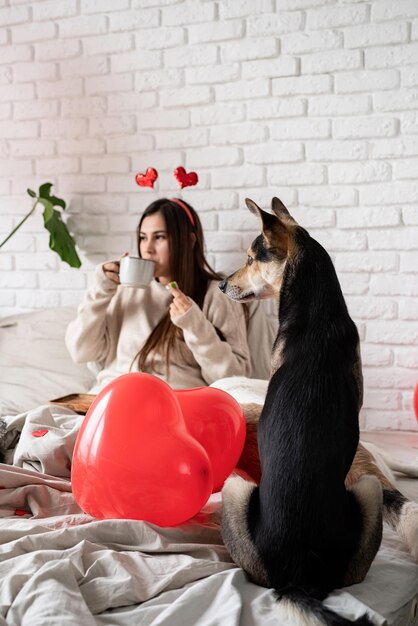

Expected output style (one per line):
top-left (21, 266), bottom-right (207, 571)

top-left (210, 376), bottom-right (268, 405)
top-left (0, 307), bottom-right (95, 416)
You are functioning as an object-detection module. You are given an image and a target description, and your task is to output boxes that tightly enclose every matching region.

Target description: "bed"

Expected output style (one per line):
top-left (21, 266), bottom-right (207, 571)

top-left (0, 307), bottom-right (417, 626)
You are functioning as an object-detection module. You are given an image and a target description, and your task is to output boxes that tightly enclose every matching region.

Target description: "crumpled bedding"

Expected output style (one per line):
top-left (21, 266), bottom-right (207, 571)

top-left (0, 403), bottom-right (417, 625)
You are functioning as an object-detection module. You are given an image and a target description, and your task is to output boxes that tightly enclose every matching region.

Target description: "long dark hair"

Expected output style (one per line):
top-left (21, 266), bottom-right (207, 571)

top-left (132, 198), bottom-right (223, 374)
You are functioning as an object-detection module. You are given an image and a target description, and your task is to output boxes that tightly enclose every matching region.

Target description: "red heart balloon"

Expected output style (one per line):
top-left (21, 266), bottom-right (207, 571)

top-left (175, 387), bottom-right (245, 492)
top-left (174, 166), bottom-right (198, 189)
top-left (71, 373), bottom-right (213, 526)
top-left (135, 167), bottom-right (158, 188)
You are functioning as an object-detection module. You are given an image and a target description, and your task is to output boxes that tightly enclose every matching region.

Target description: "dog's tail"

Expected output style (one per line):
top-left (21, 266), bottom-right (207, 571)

top-left (275, 589), bottom-right (375, 626)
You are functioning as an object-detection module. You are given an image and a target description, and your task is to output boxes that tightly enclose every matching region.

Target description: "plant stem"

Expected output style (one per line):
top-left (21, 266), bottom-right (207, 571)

top-left (0, 199), bottom-right (38, 249)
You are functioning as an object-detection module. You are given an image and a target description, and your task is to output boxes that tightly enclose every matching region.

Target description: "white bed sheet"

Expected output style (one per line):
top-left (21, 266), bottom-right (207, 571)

top-left (0, 402), bottom-right (416, 626)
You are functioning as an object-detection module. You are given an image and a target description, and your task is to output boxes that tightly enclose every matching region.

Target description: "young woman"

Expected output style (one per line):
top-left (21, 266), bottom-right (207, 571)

top-left (65, 198), bottom-right (251, 393)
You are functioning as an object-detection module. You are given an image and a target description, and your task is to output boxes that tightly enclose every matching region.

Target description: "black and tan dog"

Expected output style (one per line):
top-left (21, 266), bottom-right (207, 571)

top-left (219, 198), bottom-right (384, 626)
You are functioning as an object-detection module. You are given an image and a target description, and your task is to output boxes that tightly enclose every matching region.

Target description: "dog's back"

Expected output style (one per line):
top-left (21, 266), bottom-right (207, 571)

top-left (252, 229), bottom-right (362, 594)
top-left (220, 198), bottom-right (382, 625)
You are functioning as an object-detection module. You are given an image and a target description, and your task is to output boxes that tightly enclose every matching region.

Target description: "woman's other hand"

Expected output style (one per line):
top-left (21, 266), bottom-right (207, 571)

top-left (168, 282), bottom-right (192, 319)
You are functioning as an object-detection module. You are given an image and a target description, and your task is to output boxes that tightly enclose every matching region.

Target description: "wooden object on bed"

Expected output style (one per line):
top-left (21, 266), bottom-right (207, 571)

top-left (49, 393), bottom-right (96, 415)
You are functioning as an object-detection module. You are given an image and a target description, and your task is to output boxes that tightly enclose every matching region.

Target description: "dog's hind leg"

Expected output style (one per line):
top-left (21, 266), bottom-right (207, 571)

top-left (358, 443), bottom-right (418, 561)
top-left (383, 490), bottom-right (418, 561)
top-left (346, 442), bottom-right (418, 561)
top-left (343, 475), bottom-right (383, 586)
top-left (221, 474), bottom-right (270, 587)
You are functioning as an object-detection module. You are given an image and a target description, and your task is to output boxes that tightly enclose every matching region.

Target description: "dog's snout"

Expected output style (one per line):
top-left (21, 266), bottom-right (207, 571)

top-left (218, 278), bottom-right (227, 292)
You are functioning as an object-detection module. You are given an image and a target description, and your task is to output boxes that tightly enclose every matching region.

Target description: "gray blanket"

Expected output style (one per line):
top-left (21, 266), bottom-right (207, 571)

top-left (0, 405), bottom-right (417, 625)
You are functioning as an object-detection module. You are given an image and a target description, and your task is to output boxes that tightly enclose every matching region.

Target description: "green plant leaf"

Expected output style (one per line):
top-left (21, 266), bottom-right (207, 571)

top-left (42, 206), bottom-right (81, 268)
top-left (39, 197), bottom-right (54, 215)
top-left (38, 182), bottom-right (66, 210)
top-left (2, 182), bottom-right (81, 268)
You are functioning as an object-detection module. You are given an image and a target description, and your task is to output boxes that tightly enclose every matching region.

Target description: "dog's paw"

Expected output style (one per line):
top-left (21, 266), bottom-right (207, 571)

top-left (400, 502), bottom-right (418, 561)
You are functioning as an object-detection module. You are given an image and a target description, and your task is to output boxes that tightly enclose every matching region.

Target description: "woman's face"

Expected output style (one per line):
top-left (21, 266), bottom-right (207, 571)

top-left (139, 212), bottom-right (171, 283)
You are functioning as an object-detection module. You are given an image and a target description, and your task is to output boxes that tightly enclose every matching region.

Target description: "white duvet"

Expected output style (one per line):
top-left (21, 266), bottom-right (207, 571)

top-left (0, 401), bottom-right (417, 626)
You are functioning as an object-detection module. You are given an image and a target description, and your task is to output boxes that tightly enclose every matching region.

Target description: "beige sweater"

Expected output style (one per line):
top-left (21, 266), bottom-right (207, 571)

top-left (65, 265), bottom-right (251, 393)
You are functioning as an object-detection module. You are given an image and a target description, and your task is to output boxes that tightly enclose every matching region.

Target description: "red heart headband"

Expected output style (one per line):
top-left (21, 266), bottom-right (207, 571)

top-left (170, 197), bottom-right (195, 227)
top-left (135, 167), bottom-right (199, 189)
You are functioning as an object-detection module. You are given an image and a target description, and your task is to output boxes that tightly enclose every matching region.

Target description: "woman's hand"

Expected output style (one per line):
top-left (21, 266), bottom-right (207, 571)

top-left (168, 282), bottom-right (192, 319)
top-left (102, 253), bottom-right (128, 285)
top-left (102, 261), bottom-right (121, 284)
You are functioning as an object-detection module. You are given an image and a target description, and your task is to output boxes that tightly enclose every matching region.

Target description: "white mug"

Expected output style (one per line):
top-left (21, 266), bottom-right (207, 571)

top-left (119, 256), bottom-right (155, 288)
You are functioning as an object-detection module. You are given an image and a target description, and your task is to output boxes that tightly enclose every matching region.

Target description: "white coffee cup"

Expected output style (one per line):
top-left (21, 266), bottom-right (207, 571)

top-left (119, 255), bottom-right (155, 288)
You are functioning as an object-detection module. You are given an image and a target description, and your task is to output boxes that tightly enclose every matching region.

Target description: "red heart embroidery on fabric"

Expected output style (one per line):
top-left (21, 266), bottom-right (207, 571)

top-left (135, 168), bottom-right (158, 188)
top-left (174, 167), bottom-right (198, 189)
top-left (32, 429), bottom-right (49, 438)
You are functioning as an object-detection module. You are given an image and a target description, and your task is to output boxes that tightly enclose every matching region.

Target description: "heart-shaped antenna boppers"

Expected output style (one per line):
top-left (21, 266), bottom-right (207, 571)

top-left (174, 166), bottom-right (198, 189)
top-left (135, 168), bottom-right (158, 188)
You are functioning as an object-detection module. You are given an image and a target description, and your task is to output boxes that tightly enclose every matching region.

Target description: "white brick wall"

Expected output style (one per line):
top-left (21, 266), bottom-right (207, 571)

top-left (0, 0), bottom-right (417, 431)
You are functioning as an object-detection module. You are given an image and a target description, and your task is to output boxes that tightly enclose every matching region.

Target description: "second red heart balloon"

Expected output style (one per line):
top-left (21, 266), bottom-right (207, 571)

top-left (175, 386), bottom-right (245, 492)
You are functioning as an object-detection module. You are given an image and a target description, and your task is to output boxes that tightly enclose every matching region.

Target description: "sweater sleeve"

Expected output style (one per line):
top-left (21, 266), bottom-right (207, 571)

top-left (65, 264), bottom-right (118, 365)
top-left (171, 283), bottom-right (251, 385)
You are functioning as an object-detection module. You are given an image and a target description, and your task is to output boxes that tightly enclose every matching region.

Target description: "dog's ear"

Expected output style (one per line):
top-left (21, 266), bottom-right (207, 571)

top-left (246, 197), bottom-right (289, 258)
top-left (271, 197), bottom-right (298, 226)
top-left (245, 198), bottom-right (278, 232)
top-left (245, 198), bottom-right (264, 219)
